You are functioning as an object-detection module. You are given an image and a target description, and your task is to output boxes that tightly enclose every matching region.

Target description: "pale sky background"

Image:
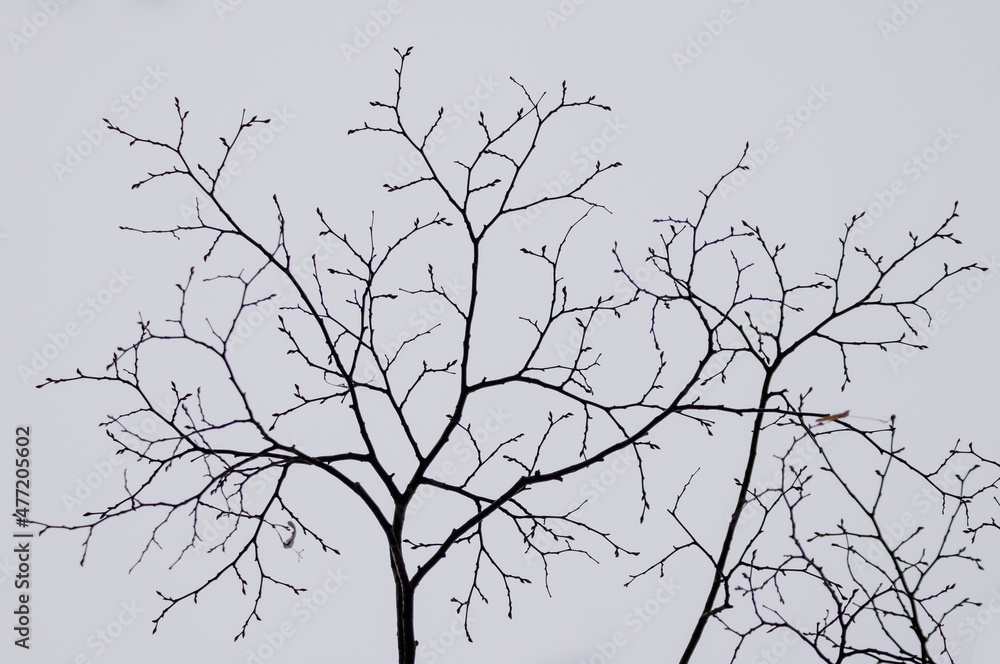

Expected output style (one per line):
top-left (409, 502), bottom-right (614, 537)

top-left (3, 2), bottom-right (1000, 663)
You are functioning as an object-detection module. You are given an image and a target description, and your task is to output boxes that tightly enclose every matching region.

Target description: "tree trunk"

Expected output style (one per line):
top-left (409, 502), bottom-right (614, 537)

top-left (390, 544), bottom-right (416, 664)
top-left (677, 373), bottom-right (773, 664)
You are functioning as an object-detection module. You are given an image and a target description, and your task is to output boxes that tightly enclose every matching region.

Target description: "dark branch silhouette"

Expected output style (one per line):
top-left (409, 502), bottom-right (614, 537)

top-left (37, 48), bottom-right (999, 664)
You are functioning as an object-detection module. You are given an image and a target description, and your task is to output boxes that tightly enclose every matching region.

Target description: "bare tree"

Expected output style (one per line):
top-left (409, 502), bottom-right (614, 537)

top-left (708, 423), bottom-right (1000, 664)
top-left (39, 49), bottom-right (999, 664)
top-left (615, 175), bottom-right (1000, 662)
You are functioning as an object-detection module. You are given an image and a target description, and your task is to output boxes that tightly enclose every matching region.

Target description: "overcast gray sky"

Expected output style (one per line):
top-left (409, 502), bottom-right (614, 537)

top-left (3, 2), bottom-right (1000, 663)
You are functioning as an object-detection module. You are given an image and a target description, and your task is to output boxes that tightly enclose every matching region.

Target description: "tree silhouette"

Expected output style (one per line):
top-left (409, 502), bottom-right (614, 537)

top-left (39, 48), bottom-right (999, 664)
